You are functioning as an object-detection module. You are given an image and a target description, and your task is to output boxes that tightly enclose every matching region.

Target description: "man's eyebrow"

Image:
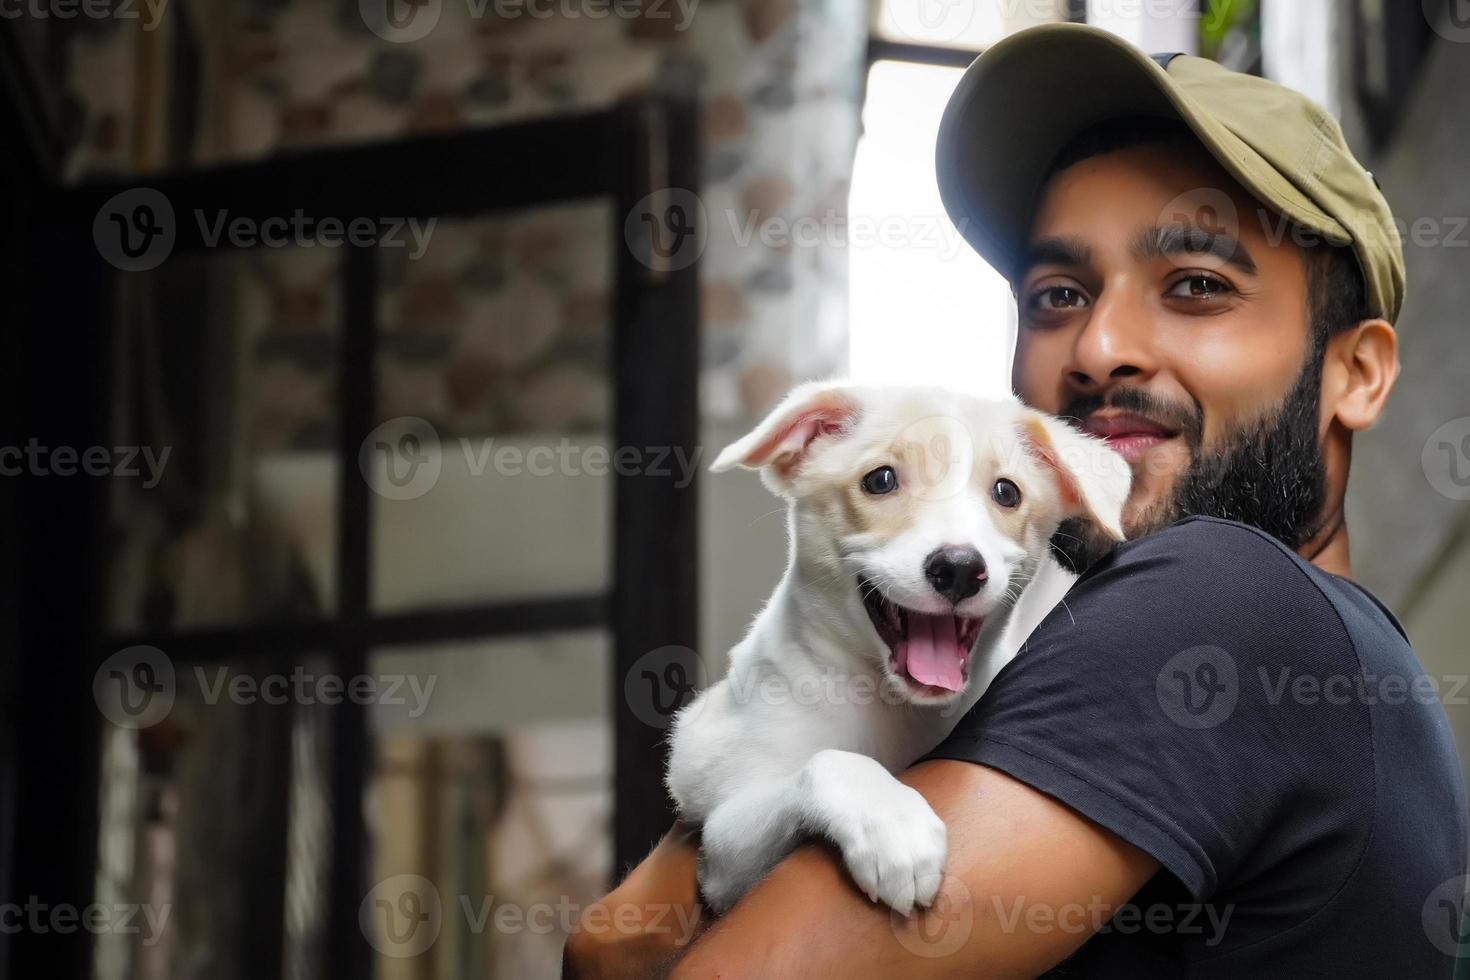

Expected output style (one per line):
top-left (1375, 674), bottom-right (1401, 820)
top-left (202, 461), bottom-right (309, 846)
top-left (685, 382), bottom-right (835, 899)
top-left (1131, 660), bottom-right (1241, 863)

top-left (1132, 223), bottom-right (1259, 275)
top-left (1023, 236), bottom-right (1092, 274)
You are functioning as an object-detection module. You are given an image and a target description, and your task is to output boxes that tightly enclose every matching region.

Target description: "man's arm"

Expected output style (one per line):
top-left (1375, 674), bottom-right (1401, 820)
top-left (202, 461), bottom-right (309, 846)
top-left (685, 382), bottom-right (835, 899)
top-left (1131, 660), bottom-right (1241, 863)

top-left (563, 822), bottom-right (707, 980)
top-left (669, 759), bottom-right (1159, 979)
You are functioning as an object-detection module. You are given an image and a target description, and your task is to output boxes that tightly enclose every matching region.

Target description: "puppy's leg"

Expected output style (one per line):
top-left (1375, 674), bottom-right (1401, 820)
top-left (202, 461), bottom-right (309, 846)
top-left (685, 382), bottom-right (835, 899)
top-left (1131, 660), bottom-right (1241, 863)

top-left (698, 749), bottom-right (947, 916)
top-left (697, 781), bottom-right (804, 915)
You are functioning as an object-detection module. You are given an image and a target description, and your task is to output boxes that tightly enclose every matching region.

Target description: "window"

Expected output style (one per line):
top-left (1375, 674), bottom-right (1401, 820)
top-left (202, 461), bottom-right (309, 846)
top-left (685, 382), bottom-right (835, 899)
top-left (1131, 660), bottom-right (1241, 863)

top-left (849, 1), bottom-right (1078, 397)
top-left (847, 60), bottom-right (1014, 397)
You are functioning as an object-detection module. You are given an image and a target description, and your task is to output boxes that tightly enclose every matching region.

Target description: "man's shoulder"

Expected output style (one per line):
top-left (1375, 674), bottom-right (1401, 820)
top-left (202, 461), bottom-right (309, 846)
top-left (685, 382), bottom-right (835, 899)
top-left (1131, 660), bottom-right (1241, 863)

top-left (1073, 515), bottom-right (1335, 623)
top-left (1106, 514), bottom-right (1309, 577)
top-left (1029, 516), bottom-right (1364, 683)
top-left (1083, 516), bottom-right (1409, 663)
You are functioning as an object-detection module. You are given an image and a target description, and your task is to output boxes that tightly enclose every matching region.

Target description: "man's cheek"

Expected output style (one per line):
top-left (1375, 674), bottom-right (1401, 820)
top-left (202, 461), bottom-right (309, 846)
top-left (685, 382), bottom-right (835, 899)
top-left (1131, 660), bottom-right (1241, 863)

top-left (1010, 340), bottom-right (1065, 411)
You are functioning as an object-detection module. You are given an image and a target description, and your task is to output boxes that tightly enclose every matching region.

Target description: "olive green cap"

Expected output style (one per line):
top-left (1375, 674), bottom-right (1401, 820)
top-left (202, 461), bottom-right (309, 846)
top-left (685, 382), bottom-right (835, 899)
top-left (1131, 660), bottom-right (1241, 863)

top-left (936, 23), bottom-right (1405, 323)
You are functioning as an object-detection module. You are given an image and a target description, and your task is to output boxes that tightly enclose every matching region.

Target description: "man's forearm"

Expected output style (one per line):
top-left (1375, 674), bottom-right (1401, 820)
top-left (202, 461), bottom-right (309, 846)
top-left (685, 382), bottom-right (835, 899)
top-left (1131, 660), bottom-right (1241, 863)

top-left (667, 761), bottom-right (1158, 978)
top-left (563, 823), bottom-right (709, 980)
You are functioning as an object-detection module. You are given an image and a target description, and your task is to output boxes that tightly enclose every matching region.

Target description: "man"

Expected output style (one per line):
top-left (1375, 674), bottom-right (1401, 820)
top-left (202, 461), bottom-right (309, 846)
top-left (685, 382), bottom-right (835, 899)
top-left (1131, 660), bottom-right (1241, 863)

top-left (566, 24), bottom-right (1468, 978)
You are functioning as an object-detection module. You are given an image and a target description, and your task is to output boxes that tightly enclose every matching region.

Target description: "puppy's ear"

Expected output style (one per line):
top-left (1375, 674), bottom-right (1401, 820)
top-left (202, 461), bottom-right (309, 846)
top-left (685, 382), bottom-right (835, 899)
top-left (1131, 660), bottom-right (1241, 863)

top-left (1019, 411), bottom-right (1132, 540)
top-left (711, 381), bottom-right (860, 481)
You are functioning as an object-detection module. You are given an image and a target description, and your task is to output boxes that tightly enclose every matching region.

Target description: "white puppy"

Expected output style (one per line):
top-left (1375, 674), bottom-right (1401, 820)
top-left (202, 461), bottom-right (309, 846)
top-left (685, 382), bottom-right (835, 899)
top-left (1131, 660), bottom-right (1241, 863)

top-left (666, 382), bottom-right (1130, 915)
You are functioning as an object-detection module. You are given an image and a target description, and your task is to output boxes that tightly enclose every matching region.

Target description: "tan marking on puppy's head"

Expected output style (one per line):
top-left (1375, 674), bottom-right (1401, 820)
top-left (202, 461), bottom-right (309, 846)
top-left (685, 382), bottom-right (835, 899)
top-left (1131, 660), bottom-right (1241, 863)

top-left (1017, 411), bottom-right (1131, 541)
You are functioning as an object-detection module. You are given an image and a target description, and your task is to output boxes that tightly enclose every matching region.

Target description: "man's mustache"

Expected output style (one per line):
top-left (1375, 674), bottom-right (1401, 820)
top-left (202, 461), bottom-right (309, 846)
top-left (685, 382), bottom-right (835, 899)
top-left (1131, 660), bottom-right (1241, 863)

top-left (1058, 387), bottom-right (1204, 448)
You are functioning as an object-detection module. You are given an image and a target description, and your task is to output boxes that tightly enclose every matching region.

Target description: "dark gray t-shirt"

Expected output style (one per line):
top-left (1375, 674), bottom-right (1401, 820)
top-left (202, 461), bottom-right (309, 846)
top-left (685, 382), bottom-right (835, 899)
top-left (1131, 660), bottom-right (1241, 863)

top-left (925, 516), bottom-right (1468, 977)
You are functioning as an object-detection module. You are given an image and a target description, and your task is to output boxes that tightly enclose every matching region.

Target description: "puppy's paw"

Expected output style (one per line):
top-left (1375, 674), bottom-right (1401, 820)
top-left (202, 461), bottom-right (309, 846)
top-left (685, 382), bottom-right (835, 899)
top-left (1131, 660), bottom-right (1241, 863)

top-left (834, 783), bottom-right (947, 915)
top-left (799, 751), bottom-right (948, 916)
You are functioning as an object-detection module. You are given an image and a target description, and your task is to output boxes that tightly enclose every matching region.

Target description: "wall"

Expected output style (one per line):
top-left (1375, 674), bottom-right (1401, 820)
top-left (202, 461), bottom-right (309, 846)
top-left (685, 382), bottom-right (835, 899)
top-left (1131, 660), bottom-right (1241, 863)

top-left (1337, 5), bottom-right (1470, 799)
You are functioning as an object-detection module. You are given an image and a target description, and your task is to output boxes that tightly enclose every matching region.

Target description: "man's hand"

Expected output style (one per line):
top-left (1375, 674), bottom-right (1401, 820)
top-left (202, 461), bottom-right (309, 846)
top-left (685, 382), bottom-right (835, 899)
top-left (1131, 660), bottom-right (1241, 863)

top-left (669, 760), bottom-right (1159, 978)
top-left (562, 821), bottom-right (707, 980)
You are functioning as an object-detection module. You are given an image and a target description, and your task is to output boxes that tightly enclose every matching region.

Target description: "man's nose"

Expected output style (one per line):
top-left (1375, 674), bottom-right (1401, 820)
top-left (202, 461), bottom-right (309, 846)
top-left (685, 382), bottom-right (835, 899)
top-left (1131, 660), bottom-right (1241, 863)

top-left (924, 546), bottom-right (987, 603)
top-left (1064, 287), bottom-right (1159, 391)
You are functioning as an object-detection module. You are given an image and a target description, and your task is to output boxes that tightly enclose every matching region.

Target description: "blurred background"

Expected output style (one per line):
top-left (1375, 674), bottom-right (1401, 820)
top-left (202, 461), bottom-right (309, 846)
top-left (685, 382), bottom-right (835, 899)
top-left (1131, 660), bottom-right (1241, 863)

top-left (0, 0), bottom-right (1467, 977)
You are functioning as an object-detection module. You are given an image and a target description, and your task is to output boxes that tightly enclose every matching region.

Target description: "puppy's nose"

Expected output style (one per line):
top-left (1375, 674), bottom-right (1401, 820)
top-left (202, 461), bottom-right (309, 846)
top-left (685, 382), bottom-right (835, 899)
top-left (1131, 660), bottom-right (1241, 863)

top-left (924, 546), bottom-right (987, 603)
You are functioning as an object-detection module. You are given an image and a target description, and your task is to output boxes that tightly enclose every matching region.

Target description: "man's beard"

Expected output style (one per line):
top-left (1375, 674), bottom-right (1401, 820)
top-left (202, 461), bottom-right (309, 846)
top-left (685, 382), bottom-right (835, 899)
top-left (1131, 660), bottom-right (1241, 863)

top-left (1050, 352), bottom-right (1328, 573)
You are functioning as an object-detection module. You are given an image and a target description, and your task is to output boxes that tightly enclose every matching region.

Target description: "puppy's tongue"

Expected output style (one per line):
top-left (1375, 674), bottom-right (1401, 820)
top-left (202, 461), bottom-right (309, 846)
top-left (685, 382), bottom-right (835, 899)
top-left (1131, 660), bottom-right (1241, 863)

top-left (898, 613), bottom-right (966, 692)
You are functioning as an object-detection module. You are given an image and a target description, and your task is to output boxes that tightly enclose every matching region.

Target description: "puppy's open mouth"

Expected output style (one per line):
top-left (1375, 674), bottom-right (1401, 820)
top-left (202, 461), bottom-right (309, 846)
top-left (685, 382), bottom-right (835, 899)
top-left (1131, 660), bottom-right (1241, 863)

top-left (858, 577), bottom-right (982, 697)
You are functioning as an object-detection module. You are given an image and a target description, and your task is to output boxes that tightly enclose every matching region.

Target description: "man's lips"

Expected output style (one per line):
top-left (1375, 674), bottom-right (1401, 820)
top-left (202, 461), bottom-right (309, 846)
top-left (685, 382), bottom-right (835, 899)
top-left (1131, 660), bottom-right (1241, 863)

top-left (1080, 412), bottom-right (1178, 462)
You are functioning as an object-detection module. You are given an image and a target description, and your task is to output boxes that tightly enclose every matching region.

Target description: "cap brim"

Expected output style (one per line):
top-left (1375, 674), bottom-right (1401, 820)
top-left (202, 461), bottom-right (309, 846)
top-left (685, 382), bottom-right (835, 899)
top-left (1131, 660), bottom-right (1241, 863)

top-left (937, 24), bottom-right (1350, 283)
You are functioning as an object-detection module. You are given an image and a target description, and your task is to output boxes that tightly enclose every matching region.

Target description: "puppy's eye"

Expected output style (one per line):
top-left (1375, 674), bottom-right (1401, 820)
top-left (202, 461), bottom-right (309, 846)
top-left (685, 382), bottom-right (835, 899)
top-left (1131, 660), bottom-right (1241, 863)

top-left (992, 478), bottom-right (1022, 508)
top-left (861, 466), bottom-right (899, 495)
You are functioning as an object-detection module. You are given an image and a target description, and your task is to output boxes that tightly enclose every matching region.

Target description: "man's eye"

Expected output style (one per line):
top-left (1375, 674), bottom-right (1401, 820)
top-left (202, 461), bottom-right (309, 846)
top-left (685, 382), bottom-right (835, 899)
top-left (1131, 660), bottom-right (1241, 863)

top-left (1168, 275), bottom-right (1232, 300)
top-left (1030, 286), bottom-right (1088, 311)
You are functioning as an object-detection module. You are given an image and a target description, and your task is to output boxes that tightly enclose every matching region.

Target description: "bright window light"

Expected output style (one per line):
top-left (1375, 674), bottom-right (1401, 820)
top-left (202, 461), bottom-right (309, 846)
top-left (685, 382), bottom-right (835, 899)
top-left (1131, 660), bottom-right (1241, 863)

top-left (874, 0), bottom-right (1069, 49)
top-left (848, 60), bottom-right (1016, 398)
